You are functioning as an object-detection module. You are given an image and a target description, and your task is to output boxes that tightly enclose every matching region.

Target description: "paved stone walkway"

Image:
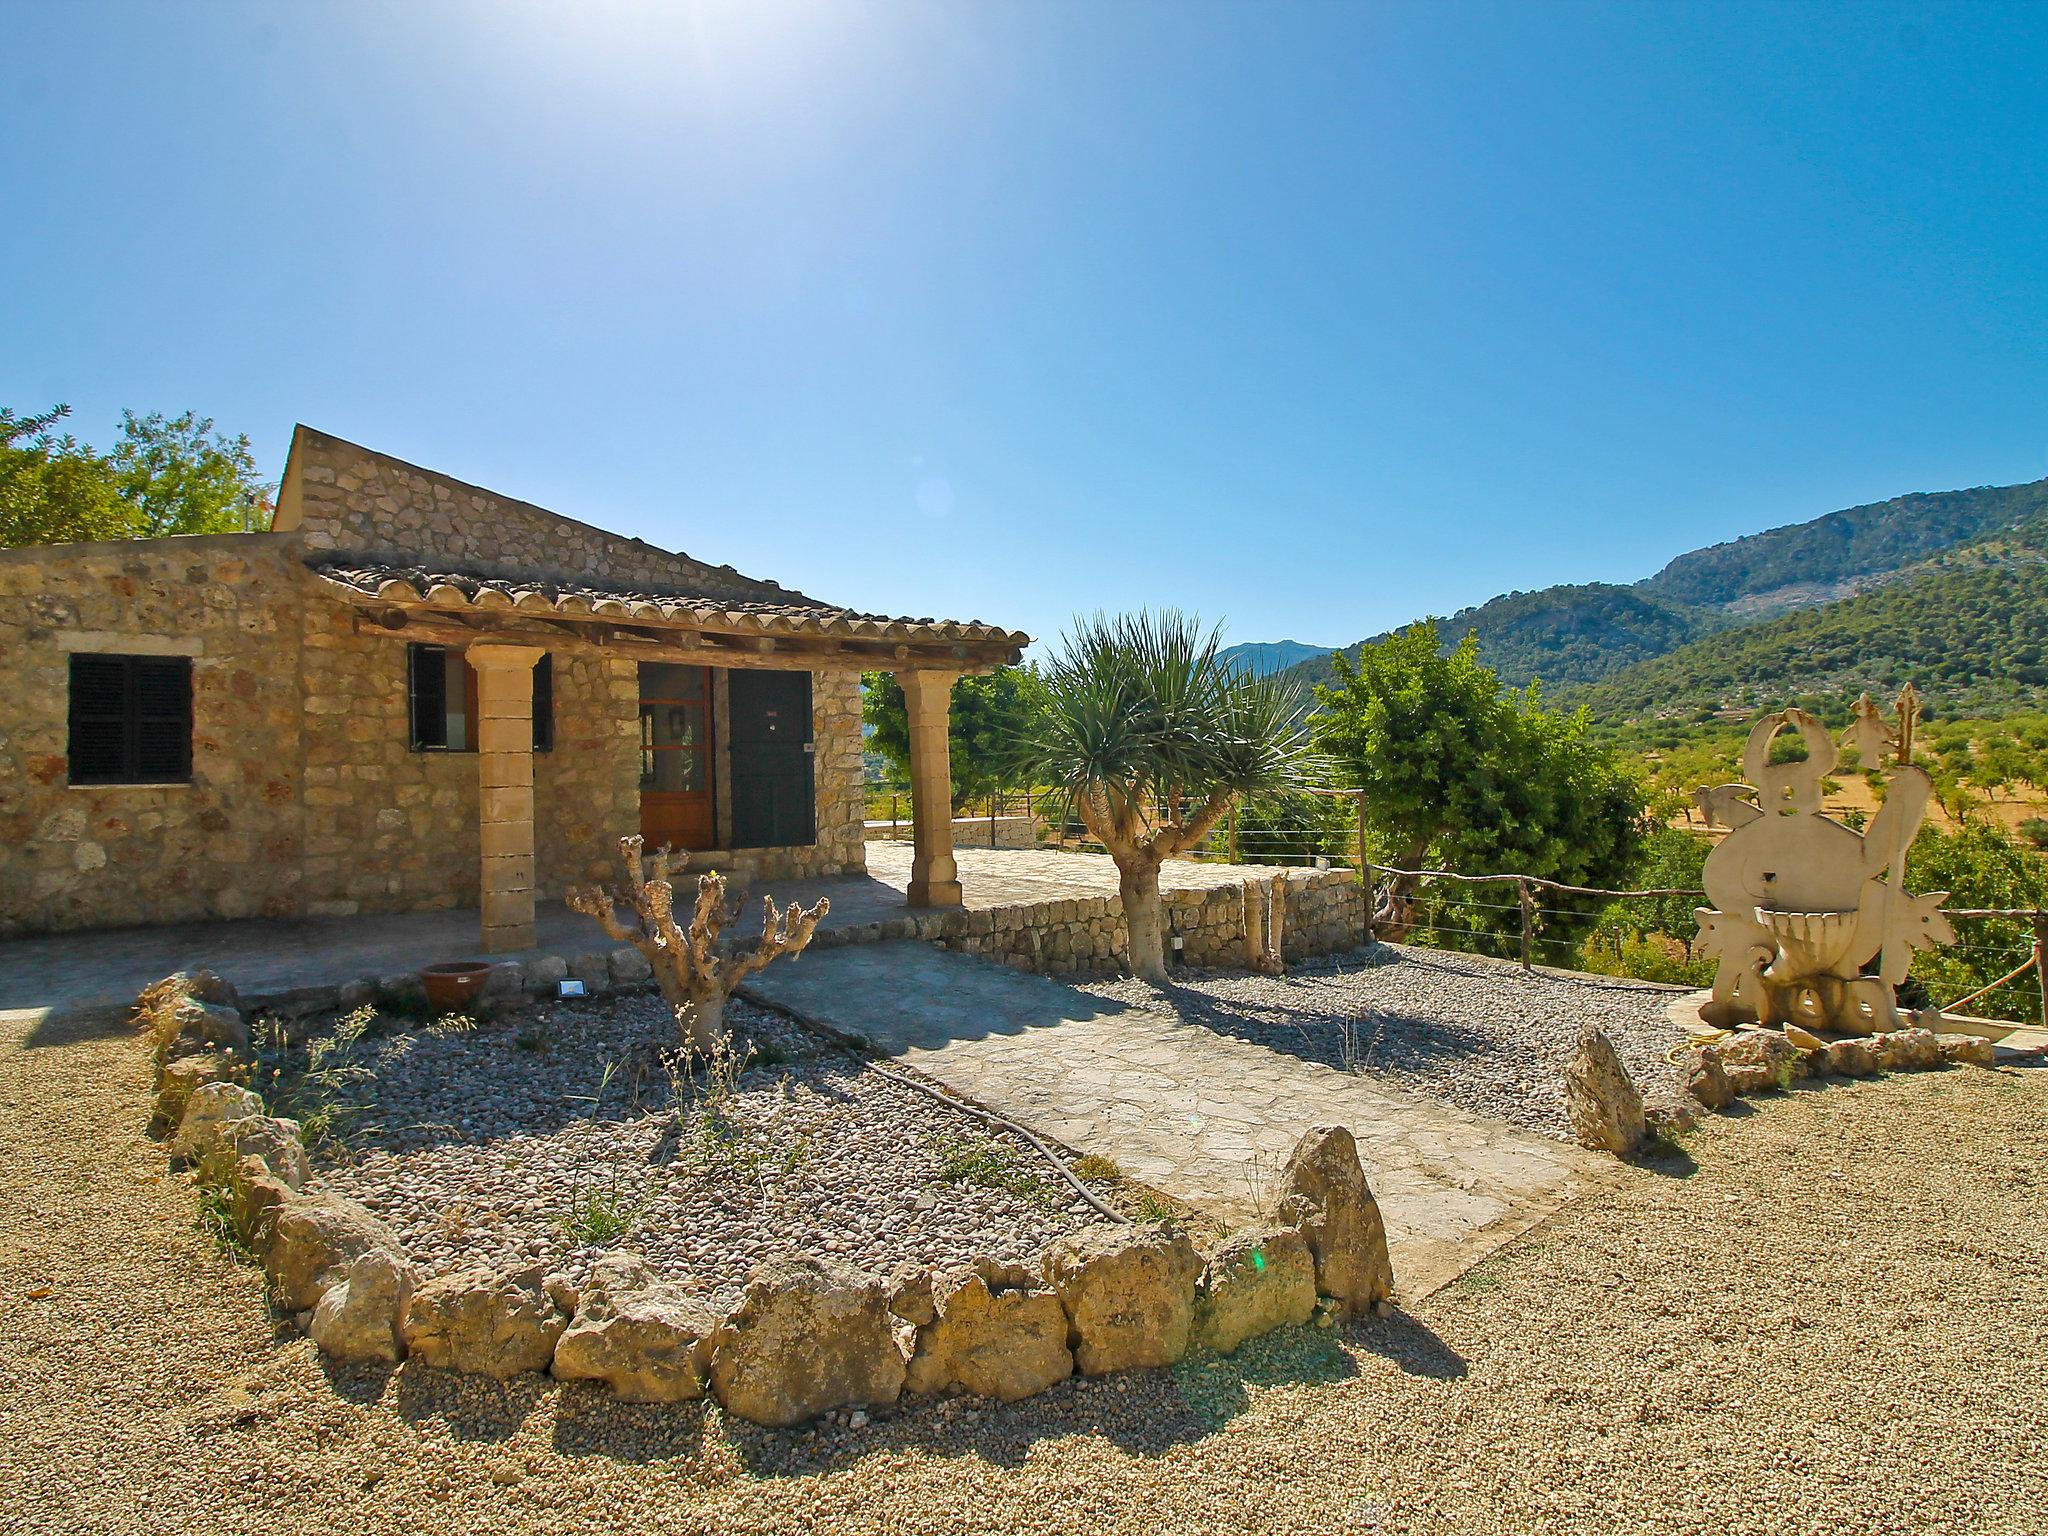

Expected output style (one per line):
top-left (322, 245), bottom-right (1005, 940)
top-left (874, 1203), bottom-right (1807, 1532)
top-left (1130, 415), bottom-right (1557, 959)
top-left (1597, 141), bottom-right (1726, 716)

top-left (747, 942), bottom-right (1607, 1298)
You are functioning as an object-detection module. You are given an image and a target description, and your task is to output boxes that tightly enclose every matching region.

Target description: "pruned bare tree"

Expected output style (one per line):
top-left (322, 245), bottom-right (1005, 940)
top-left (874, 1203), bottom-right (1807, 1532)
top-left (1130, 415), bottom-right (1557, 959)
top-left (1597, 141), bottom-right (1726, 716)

top-left (566, 835), bottom-right (830, 1049)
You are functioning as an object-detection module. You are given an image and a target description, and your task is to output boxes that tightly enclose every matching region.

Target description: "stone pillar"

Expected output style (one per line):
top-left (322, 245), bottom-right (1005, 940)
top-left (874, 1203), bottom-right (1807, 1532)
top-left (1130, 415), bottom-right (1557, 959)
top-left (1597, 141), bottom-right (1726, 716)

top-left (899, 669), bottom-right (962, 907)
top-left (468, 643), bottom-right (546, 952)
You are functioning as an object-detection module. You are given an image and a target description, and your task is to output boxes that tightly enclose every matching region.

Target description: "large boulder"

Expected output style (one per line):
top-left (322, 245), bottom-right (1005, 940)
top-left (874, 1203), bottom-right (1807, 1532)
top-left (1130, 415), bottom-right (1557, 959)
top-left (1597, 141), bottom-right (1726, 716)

top-left (1274, 1125), bottom-right (1394, 1315)
top-left (402, 1265), bottom-right (568, 1378)
top-left (1877, 1028), bottom-right (1945, 1072)
top-left (151, 1051), bottom-right (240, 1137)
top-left (170, 1082), bottom-right (265, 1163)
top-left (1563, 1027), bottom-right (1646, 1156)
top-left (1939, 1033), bottom-right (1998, 1067)
top-left (198, 1115), bottom-right (310, 1192)
top-left (1679, 1047), bottom-right (1735, 1110)
top-left (308, 1249), bottom-right (414, 1364)
top-left (904, 1258), bottom-right (1073, 1401)
top-left (1191, 1226), bottom-right (1316, 1356)
top-left (1815, 1036), bottom-right (1881, 1077)
top-left (705, 1256), bottom-right (907, 1426)
top-left (1041, 1225), bottom-right (1201, 1375)
top-left (551, 1252), bottom-right (718, 1403)
top-left (174, 996), bottom-right (249, 1053)
top-left (1713, 1030), bottom-right (1803, 1093)
top-left (263, 1194), bottom-right (406, 1312)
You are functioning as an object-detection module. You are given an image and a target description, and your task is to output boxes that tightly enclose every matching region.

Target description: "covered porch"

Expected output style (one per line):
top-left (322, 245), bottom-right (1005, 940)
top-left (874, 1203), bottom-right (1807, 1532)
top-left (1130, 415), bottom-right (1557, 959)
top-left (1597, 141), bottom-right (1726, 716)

top-left (308, 561), bottom-right (1029, 953)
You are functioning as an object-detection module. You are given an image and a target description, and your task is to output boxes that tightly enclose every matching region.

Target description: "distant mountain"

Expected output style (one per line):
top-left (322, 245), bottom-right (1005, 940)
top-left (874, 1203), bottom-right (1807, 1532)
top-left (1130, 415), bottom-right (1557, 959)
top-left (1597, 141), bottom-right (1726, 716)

top-left (1565, 509), bottom-right (2048, 720)
top-left (1219, 639), bottom-right (1333, 677)
top-left (1639, 479), bottom-right (2048, 612)
top-left (1285, 475), bottom-right (2048, 697)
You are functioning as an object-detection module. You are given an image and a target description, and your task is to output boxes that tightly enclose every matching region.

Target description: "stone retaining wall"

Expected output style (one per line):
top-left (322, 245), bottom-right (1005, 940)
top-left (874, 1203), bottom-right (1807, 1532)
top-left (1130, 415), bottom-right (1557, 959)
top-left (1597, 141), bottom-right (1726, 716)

top-left (864, 814), bottom-right (1039, 850)
top-left (808, 867), bottom-right (1369, 979)
top-left (139, 969), bottom-right (1396, 1429)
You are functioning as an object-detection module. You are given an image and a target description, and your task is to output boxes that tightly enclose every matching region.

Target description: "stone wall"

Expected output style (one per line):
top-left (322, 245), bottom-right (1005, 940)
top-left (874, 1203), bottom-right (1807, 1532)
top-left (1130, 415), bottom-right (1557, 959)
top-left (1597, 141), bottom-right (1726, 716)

top-left (278, 427), bottom-right (789, 601)
top-left (0, 532), bottom-right (862, 936)
top-left (0, 535), bottom-right (308, 937)
top-left (809, 867), bottom-right (1369, 980)
top-left (866, 814), bottom-right (1039, 850)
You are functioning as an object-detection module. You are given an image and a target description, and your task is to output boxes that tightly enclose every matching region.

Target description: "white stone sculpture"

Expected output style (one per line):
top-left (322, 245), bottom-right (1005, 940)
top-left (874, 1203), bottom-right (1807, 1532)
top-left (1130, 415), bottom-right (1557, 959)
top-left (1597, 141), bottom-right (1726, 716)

top-left (1693, 703), bottom-right (1953, 1035)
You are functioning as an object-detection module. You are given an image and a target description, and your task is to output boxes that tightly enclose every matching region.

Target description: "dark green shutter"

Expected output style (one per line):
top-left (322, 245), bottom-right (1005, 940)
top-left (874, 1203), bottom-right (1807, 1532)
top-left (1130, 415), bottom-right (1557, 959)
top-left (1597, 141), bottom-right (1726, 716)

top-left (409, 644), bottom-right (446, 749)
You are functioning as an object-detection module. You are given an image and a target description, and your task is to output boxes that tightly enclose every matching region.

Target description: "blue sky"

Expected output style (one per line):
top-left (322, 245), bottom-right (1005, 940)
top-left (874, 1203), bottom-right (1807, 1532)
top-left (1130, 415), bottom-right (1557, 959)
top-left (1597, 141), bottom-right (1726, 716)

top-left (6, 1), bottom-right (2046, 652)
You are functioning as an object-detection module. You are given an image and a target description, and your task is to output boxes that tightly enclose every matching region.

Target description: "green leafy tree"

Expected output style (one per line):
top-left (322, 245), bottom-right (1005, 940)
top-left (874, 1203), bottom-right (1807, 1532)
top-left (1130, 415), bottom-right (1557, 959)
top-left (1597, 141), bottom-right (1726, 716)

top-left (1007, 612), bottom-right (1320, 982)
top-left (0, 405), bottom-right (130, 547)
top-left (1, 404), bottom-right (272, 548)
top-left (107, 410), bottom-right (272, 536)
top-left (1313, 622), bottom-right (1648, 953)
top-left (862, 666), bottom-right (1048, 810)
top-left (1904, 820), bottom-right (2048, 1023)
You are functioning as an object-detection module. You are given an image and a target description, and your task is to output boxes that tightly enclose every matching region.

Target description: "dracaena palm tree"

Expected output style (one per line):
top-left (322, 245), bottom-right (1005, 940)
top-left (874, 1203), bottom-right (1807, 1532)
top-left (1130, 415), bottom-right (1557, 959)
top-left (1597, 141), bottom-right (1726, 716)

top-left (1009, 611), bottom-right (1322, 983)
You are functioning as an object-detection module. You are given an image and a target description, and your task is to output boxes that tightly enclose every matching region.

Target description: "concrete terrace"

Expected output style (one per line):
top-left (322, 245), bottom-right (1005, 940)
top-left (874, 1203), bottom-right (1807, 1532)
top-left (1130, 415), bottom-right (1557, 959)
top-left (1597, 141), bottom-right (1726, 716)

top-left (0, 843), bottom-right (1312, 1022)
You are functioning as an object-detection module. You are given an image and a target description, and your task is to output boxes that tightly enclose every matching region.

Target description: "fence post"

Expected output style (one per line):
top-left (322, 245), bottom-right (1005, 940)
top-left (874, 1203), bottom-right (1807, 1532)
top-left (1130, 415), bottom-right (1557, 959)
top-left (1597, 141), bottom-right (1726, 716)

top-left (990, 792), bottom-right (998, 849)
top-left (1356, 792), bottom-right (1374, 946)
top-left (1518, 878), bottom-right (1534, 972)
top-left (2036, 914), bottom-right (2048, 1035)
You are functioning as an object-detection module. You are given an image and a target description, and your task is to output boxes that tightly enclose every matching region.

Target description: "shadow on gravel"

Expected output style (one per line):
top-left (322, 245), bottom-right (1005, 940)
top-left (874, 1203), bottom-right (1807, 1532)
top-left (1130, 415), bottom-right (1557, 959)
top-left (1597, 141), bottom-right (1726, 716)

top-left (551, 1384), bottom-right (715, 1464)
top-left (714, 1323), bottom-right (1367, 1479)
top-left (1349, 1308), bottom-right (1468, 1381)
top-left (391, 1361), bottom-right (548, 1442)
top-left (18, 1004), bottom-right (132, 1050)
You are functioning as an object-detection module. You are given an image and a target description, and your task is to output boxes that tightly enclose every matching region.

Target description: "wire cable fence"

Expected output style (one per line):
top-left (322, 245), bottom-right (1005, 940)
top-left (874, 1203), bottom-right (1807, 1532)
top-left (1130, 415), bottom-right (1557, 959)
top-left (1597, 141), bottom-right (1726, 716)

top-left (859, 779), bottom-right (2047, 1025)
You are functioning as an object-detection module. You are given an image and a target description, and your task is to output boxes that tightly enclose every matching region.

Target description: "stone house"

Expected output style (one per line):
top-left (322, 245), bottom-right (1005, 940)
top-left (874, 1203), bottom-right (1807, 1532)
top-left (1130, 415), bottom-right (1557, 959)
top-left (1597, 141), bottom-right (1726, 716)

top-left (0, 426), bottom-right (1025, 948)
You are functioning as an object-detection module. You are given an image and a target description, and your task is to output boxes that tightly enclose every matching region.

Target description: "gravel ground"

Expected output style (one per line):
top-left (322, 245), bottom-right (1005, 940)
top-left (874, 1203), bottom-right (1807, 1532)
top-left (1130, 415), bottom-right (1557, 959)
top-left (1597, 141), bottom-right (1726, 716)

top-left (295, 994), bottom-right (1097, 1304)
top-left (7, 1004), bottom-right (2045, 1536)
top-left (1077, 943), bottom-right (1689, 1140)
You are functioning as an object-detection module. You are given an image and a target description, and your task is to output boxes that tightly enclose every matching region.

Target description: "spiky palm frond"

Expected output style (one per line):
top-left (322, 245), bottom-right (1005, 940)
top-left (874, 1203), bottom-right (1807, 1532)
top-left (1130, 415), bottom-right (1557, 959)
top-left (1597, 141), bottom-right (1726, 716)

top-left (1009, 611), bottom-right (1324, 843)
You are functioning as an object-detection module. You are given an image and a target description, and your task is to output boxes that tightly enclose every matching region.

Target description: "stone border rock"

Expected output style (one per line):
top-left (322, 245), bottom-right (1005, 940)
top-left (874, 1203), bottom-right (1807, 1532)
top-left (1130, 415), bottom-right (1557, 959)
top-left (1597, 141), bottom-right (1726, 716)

top-left (137, 970), bottom-right (1399, 1430)
top-left (1565, 1020), bottom-right (2003, 1158)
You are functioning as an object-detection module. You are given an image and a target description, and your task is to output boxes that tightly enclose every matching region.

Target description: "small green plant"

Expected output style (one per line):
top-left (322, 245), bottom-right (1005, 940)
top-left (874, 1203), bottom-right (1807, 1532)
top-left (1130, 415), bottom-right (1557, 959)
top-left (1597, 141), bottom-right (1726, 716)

top-left (1453, 1263), bottom-right (1504, 1294)
top-left (193, 1172), bottom-right (254, 1261)
top-left (1071, 1153), bottom-right (1122, 1183)
top-left (560, 1187), bottom-right (642, 1246)
top-left (558, 1060), bottom-right (649, 1248)
top-left (937, 1137), bottom-right (1064, 1210)
top-left (253, 1004), bottom-right (381, 1158)
top-left (1133, 1192), bottom-right (1180, 1226)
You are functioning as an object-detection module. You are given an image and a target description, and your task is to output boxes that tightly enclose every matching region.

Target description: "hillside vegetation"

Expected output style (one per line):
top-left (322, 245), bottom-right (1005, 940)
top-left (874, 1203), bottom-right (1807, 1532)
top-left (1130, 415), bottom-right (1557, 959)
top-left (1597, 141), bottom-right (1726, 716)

top-left (1570, 512), bottom-right (2048, 720)
top-left (1641, 477), bottom-right (2048, 609)
top-left (1284, 475), bottom-right (2048, 696)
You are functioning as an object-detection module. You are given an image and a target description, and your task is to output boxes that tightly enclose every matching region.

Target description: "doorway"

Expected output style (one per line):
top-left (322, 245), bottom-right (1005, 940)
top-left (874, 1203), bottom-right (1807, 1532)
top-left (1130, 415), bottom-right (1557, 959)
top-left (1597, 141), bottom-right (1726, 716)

top-left (728, 669), bottom-right (815, 848)
top-left (639, 662), bottom-right (715, 851)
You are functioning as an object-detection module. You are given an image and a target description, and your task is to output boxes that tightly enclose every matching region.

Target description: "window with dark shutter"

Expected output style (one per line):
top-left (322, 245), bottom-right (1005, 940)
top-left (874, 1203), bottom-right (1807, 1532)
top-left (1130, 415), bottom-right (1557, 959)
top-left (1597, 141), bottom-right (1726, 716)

top-left (409, 643), bottom-right (448, 749)
top-left (533, 653), bottom-right (554, 752)
top-left (67, 653), bottom-right (193, 785)
top-left (407, 644), bottom-right (553, 752)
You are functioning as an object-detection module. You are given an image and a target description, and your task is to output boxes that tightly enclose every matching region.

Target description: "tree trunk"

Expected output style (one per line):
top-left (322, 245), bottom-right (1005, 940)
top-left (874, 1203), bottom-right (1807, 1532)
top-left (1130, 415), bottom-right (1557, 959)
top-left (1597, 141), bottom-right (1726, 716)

top-left (679, 988), bottom-right (726, 1053)
top-left (1121, 859), bottom-right (1169, 984)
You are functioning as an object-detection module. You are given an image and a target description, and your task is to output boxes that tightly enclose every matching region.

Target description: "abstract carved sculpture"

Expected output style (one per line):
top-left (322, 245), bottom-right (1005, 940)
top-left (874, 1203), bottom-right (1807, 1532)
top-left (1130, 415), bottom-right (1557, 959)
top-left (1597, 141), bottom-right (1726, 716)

top-left (1693, 700), bottom-right (1953, 1035)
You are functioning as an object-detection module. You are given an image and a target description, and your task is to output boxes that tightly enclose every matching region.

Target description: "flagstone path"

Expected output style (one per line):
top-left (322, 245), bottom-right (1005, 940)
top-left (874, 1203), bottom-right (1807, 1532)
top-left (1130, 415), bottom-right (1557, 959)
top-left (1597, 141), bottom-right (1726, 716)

top-left (746, 942), bottom-right (1609, 1297)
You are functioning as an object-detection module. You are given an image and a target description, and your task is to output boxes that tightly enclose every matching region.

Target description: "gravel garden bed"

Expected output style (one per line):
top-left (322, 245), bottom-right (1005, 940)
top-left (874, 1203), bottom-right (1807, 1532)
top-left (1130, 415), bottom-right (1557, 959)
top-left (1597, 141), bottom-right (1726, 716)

top-left (1076, 942), bottom-right (1687, 1140)
top-left (281, 992), bottom-right (1109, 1307)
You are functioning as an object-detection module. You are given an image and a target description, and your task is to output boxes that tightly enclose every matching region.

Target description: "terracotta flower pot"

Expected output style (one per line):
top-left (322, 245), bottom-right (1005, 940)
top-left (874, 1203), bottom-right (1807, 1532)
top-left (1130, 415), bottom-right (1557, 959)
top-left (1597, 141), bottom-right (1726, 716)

top-left (420, 960), bottom-right (493, 1013)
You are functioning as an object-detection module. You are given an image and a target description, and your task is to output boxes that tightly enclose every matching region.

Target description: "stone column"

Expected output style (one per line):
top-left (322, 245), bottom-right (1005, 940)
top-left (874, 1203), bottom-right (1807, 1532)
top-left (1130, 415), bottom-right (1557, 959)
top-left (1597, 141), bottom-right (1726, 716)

top-left (468, 643), bottom-right (546, 952)
top-left (899, 668), bottom-right (962, 907)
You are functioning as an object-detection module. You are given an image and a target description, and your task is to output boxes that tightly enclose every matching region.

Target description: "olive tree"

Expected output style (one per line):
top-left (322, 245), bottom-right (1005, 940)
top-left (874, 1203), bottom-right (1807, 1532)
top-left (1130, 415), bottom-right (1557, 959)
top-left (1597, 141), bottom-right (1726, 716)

top-left (1008, 612), bottom-right (1320, 983)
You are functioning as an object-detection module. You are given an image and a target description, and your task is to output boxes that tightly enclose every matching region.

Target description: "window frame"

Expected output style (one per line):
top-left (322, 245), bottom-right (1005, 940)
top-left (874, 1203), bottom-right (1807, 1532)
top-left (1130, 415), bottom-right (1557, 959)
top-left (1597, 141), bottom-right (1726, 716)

top-left (407, 644), bottom-right (552, 753)
top-left (67, 652), bottom-right (195, 787)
